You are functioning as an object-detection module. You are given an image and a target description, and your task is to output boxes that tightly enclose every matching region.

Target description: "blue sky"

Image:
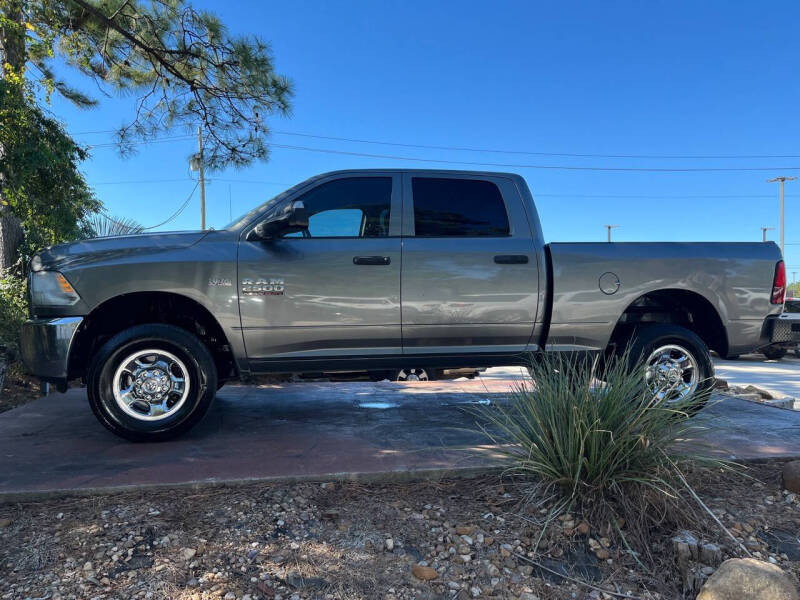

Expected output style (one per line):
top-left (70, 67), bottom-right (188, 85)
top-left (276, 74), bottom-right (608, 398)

top-left (49, 1), bottom-right (800, 277)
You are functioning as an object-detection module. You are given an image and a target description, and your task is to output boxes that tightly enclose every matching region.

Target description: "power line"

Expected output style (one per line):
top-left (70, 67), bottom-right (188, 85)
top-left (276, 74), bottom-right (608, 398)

top-left (88, 135), bottom-right (194, 149)
top-left (91, 177), bottom-right (291, 186)
top-left (87, 177), bottom-right (798, 198)
top-left (141, 181), bottom-right (200, 230)
top-left (271, 129), bottom-right (800, 160)
top-left (72, 126), bottom-right (800, 161)
top-left (100, 181), bottom-right (200, 231)
top-left (93, 178), bottom-right (193, 185)
top-left (266, 142), bottom-right (800, 173)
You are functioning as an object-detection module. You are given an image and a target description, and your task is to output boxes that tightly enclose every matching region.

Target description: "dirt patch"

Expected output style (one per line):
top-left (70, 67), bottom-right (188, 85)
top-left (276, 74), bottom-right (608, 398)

top-left (0, 462), bottom-right (798, 600)
top-left (0, 364), bottom-right (40, 414)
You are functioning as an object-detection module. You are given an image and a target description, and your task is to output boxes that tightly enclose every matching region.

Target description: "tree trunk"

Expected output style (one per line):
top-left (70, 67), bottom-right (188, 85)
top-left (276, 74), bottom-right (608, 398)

top-left (0, 0), bottom-right (26, 276)
top-left (0, 350), bottom-right (7, 396)
top-left (0, 210), bottom-right (23, 273)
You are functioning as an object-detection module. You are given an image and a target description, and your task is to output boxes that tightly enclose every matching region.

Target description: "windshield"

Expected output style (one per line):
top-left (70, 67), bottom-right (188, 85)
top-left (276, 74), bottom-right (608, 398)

top-left (224, 179), bottom-right (312, 230)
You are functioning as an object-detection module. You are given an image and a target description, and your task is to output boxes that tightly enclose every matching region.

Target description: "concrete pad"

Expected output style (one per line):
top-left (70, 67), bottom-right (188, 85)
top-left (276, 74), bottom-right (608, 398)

top-left (714, 354), bottom-right (800, 402)
top-left (1, 374), bottom-right (800, 500)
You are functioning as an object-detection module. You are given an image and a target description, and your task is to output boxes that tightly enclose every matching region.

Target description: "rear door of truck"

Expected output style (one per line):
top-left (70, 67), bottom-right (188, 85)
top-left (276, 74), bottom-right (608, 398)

top-left (399, 172), bottom-right (539, 356)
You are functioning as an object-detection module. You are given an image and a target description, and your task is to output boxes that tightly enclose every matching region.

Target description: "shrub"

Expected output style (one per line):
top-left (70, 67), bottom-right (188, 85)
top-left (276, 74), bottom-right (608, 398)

top-left (479, 350), bottom-right (730, 564)
top-left (0, 272), bottom-right (27, 356)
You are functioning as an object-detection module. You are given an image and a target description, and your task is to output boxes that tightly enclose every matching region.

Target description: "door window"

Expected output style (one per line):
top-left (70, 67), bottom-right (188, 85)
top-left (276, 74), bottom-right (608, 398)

top-left (285, 177), bottom-right (392, 238)
top-left (412, 177), bottom-right (510, 237)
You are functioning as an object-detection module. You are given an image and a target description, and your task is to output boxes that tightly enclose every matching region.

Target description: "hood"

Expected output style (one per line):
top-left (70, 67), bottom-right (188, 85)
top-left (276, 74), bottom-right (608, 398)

top-left (32, 230), bottom-right (210, 272)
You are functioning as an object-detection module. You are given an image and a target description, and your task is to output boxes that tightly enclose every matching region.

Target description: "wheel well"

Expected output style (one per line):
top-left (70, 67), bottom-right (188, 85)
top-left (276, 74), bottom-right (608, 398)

top-left (68, 292), bottom-right (237, 382)
top-left (609, 289), bottom-right (728, 356)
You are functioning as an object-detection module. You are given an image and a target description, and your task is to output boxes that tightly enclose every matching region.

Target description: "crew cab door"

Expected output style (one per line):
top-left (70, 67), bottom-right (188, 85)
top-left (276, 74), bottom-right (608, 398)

top-left (238, 174), bottom-right (402, 367)
top-left (400, 173), bottom-right (539, 355)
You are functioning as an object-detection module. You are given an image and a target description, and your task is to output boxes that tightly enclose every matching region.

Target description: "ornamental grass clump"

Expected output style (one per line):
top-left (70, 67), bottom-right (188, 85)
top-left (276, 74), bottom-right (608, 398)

top-left (480, 350), bottom-right (734, 564)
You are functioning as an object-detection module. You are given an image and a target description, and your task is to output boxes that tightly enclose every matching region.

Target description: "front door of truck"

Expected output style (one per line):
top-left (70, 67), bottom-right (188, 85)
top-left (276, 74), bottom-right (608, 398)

top-left (238, 174), bottom-right (402, 367)
top-left (400, 173), bottom-right (539, 355)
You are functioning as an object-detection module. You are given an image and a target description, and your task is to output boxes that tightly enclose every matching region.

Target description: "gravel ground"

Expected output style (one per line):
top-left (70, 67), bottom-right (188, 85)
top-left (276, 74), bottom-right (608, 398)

top-left (1, 462), bottom-right (798, 600)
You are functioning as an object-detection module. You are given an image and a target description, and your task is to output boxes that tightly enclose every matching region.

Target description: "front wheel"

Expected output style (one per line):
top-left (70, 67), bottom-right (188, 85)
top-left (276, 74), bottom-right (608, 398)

top-left (87, 324), bottom-right (217, 442)
top-left (622, 324), bottom-right (714, 412)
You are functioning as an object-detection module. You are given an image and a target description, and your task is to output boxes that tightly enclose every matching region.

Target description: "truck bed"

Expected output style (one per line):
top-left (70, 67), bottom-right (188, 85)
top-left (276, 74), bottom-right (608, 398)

top-left (543, 241), bottom-right (783, 356)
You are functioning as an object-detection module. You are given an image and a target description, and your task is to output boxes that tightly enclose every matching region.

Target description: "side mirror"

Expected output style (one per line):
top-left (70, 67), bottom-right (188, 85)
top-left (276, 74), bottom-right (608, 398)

top-left (248, 201), bottom-right (308, 240)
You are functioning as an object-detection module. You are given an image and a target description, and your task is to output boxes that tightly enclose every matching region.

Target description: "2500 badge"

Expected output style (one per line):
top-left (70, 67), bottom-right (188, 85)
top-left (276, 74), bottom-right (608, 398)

top-left (241, 278), bottom-right (285, 296)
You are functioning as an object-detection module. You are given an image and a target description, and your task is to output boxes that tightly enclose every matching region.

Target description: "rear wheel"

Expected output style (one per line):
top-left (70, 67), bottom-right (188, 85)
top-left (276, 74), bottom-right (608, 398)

top-left (622, 324), bottom-right (714, 412)
top-left (87, 324), bottom-right (217, 442)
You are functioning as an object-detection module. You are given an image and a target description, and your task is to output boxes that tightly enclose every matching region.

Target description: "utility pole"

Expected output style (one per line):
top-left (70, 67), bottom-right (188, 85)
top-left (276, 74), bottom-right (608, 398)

top-left (604, 224), bottom-right (619, 242)
top-left (761, 226), bottom-right (775, 242)
top-left (767, 176), bottom-right (796, 256)
top-left (198, 126), bottom-right (206, 230)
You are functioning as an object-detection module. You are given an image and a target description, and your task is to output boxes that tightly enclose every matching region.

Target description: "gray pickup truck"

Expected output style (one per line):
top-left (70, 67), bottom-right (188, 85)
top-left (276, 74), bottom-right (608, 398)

top-left (21, 169), bottom-right (795, 441)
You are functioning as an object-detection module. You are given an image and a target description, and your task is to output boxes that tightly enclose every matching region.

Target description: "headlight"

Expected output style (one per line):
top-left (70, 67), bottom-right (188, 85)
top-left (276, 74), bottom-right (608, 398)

top-left (30, 271), bottom-right (81, 306)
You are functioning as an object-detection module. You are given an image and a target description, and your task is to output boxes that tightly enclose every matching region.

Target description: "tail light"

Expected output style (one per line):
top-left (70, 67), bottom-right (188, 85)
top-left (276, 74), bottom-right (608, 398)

top-left (772, 260), bottom-right (786, 305)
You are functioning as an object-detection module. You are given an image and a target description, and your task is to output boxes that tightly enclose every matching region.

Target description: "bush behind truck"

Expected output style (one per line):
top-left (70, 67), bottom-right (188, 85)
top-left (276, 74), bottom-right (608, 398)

top-left (21, 170), bottom-right (800, 441)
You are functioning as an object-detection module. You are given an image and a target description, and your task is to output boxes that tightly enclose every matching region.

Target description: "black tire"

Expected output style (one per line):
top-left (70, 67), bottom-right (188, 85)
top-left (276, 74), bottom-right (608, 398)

top-left (87, 324), bottom-right (217, 442)
top-left (622, 324), bottom-right (714, 413)
top-left (762, 346), bottom-right (787, 360)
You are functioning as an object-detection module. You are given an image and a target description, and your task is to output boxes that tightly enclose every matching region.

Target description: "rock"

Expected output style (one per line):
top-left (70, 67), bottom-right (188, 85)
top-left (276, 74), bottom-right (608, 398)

top-left (322, 509), bottom-right (339, 522)
top-left (713, 379), bottom-right (729, 391)
top-left (696, 558), bottom-right (798, 600)
top-left (224, 593), bottom-right (236, 600)
top-left (412, 564), bottom-right (438, 581)
top-left (385, 538), bottom-right (394, 552)
top-left (673, 530), bottom-right (699, 560)
top-left (700, 542), bottom-right (723, 567)
top-left (575, 521), bottom-right (590, 535)
top-left (763, 397), bottom-right (795, 409)
top-left (0, 518), bottom-right (10, 528)
top-left (782, 461), bottom-right (800, 493)
top-left (182, 548), bottom-right (197, 560)
top-left (456, 526), bottom-right (473, 536)
top-left (759, 529), bottom-right (800, 560)
top-left (594, 548), bottom-right (610, 560)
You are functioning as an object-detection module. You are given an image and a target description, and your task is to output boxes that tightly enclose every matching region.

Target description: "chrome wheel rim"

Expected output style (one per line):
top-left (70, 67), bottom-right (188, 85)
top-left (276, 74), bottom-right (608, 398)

top-left (645, 344), bottom-right (698, 403)
top-left (396, 368), bottom-right (429, 382)
top-left (112, 349), bottom-right (190, 421)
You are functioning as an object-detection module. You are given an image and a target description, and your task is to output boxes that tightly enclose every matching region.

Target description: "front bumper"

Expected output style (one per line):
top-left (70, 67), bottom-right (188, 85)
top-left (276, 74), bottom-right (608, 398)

top-left (768, 312), bottom-right (800, 345)
top-left (20, 317), bottom-right (83, 383)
